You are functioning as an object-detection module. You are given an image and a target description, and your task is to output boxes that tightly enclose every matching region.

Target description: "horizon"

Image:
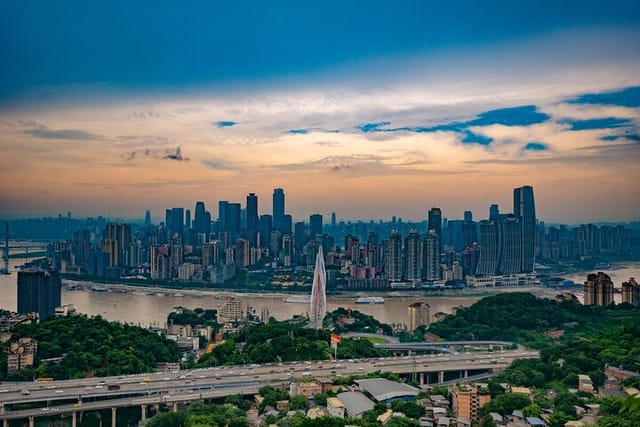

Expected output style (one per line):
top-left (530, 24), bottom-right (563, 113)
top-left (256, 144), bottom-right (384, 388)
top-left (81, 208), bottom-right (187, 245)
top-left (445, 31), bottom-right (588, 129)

top-left (1, 1), bottom-right (639, 223)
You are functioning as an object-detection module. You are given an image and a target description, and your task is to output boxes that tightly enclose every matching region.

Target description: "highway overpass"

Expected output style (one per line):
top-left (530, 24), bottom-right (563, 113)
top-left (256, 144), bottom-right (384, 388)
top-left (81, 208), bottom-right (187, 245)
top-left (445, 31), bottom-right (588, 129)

top-left (0, 346), bottom-right (538, 426)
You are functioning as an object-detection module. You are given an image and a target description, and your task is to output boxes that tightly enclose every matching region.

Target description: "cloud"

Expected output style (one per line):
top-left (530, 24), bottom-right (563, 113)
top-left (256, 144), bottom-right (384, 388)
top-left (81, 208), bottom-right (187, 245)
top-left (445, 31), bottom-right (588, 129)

top-left (567, 86), bottom-right (640, 108)
top-left (524, 142), bottom-right (549, 151)
top-left (562, 117), bottom-right (633, 131)
top-left (201, 159), bottom-right (236, 170)
top-left (124, 146), bottom-right (189, 162)
top-left (215, 121), bottom-right (236, 127)
top-left (461, 130), bottom-right (492, 145)
top-left (19, 120), bottom-right (102, 140)
top-left (358, 122), bottom-right (391, 132)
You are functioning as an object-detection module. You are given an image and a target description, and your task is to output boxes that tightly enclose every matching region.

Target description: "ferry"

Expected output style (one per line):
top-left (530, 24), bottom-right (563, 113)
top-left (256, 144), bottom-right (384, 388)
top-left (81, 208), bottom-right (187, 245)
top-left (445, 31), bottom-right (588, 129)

top-left (91, 285), bottom-right (108, 292)
top-left (283, 295), bottom-right (311, 304)
top-left (132, 290), bottom-right (150, 296)
top-left (355, 296), bottom-right (385, 304)
top-left (173, 293), bottom-right (185, 298)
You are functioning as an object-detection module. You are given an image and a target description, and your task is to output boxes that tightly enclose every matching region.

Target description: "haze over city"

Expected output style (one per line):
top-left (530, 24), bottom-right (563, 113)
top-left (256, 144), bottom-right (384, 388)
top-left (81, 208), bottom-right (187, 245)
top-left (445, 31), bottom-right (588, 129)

top-left (1, 1), bottom-right (639, 223)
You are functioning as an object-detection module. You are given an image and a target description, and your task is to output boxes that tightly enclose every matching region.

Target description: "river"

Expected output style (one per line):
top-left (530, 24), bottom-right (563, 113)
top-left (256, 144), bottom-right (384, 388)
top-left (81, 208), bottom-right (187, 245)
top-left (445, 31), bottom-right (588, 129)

top-left (1, 257), bottom-right (638, 327)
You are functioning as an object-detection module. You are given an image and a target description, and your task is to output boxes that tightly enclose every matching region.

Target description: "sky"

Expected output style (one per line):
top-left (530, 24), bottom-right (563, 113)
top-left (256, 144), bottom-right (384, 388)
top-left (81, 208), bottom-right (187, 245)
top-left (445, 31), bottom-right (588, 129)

top-left (1, 1), bottom-right (639, 224)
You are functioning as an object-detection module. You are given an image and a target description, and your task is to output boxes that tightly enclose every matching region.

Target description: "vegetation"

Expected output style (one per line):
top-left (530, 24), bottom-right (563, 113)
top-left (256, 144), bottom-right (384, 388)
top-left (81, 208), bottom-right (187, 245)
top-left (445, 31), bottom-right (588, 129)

top-left (324, 307), bottom-right (393, 336)
top-left (196, 311), bottom-right (389, 367)
top-left (145, 401), bottom-right (248, 427)
top-left (0, 315), bottom-right (180, 380)
top-left (168, 307), bottom-right (219, 328)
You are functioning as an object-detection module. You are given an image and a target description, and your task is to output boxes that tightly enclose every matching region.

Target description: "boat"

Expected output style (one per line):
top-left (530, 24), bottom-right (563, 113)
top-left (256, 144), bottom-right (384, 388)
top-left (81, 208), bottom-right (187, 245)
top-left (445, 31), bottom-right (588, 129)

top-left (91, 285), bottom-right (108, 292)
top-left (284, 295), bottom-right (311, 304)
top-left (132, 290), bottom-right (150, 296)
top-left (173, 293), bottom-right (185, 298)
top-left (355, 296), bottom-right (385, 304)
top-left (0, 268), bottom-right (10, 275)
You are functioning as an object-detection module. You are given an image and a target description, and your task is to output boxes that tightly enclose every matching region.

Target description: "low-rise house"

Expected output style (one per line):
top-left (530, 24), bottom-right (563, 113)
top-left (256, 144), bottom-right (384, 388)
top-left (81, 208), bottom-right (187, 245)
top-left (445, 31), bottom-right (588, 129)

top-left (336, 391), bottom-right (375, 419)
top-left (326, 397), bottom-right (345, 418)
top-left (526, 417), bottom-right (546, 427)
top-left (577, 374), bottom-right (595, 394)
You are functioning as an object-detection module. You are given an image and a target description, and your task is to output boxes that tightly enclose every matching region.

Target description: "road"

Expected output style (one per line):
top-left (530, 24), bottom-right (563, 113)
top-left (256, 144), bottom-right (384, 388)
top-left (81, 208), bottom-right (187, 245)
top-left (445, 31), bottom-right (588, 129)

top-left (0, 348), bottom-right (538, 420)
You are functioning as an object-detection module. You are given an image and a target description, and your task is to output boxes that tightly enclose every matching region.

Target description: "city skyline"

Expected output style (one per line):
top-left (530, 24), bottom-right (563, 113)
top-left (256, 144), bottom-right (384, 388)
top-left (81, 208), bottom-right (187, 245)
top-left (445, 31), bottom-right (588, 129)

top-left (1, 2), bottom-right (639, 222)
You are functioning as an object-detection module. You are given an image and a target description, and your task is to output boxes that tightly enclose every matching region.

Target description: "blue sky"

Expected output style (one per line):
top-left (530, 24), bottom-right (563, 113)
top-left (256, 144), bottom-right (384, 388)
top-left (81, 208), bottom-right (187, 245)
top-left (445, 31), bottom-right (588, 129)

top-left (0, 1), bottom-right (639, 222)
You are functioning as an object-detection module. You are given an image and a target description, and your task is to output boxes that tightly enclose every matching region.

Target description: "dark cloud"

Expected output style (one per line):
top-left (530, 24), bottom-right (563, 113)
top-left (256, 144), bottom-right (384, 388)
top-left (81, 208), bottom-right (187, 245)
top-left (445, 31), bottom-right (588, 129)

top-left (124, 146), bottom-right (189, 162)
top-left (461, 130), bottom-right (492, 145)
top-left (19, 120), bottom-right (102, 140)
top-left (215, 121), bottom-right (237, 127)
top-left (562, 117), bottom-right (632, 131)
top-left (567, 86), bottom-right (640, 108)
top-left (355, 105), bottom-right (549, 145)
top-left (287, 129), bottom-right (309, 134)
top-left (524, 142), bottom-right (549, 151)
top-left (201, 159), bottom-right (236, 170)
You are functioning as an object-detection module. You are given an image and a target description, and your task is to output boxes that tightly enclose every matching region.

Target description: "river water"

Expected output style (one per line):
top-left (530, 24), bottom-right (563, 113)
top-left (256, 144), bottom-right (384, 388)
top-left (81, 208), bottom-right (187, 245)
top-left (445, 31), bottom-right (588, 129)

top-left (1, 257), bottom-right (638, 327)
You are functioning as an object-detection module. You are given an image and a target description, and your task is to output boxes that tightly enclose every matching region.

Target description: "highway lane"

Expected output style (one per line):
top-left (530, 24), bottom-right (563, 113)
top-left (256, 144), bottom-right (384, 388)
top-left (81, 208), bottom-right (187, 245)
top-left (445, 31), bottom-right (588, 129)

top-left (1, 348), bottom-right (537, 417)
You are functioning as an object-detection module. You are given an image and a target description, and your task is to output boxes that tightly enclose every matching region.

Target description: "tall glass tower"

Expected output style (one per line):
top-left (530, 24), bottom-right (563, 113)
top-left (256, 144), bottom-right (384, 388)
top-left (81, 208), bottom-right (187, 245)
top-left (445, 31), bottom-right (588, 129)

top-left (514, 186), bottom-right (536, 273)
top-left (273, 188), bottom-right (285, 232)
top-left (309, 245), bottom-right (327, 329)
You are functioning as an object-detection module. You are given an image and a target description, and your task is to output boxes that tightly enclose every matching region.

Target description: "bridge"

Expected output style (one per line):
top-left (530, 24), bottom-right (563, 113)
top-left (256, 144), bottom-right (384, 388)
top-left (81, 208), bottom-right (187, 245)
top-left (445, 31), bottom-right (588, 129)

top-left (0, 346), bottom-right (538, 426)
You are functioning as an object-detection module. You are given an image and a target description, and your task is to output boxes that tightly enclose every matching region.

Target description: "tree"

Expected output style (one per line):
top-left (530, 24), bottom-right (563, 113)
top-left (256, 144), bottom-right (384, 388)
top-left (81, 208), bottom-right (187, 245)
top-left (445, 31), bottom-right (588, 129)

top-left (289, 395), bottom-right (308, 411)
top-left (523, 403), bottom-right (542, 418)
top-left (145, 412), bottom-right (189, 427)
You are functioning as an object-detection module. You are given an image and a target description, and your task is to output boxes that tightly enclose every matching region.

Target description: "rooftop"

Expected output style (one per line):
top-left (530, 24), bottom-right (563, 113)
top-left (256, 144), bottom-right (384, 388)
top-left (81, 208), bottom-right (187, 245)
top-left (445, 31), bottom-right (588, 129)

top-left (336, 391), bottom-right (375, 417)
top-left (355, 378), bottom-right (420, 402)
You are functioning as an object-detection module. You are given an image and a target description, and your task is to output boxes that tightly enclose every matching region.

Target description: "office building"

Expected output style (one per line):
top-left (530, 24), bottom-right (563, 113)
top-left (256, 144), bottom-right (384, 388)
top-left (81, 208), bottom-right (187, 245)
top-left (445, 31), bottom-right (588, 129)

top-left (17, 270), bottom-right (62, 321)
top-left (514, 185), bottom-right (536, 273)
top-left (621, 277), bottom-right (639, 306)
top-left (428, 207), bottom-right (442, 254)
top-left (246, 193), bottom-right (259, 245)
top-left (408, 301), bottom-right (430, 331)
top-left (273, 188), bottom-right (285, 232)
top-left (218, 298), bottom-right (242, 323)
top-left (310, 214), bottom-right (323, 238)
top-left (584, 272), bottom-right (614, 306)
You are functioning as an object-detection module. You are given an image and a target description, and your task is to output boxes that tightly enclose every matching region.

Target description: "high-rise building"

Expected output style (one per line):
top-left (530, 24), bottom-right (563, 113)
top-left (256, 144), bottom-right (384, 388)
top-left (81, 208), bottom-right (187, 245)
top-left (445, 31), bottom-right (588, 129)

top-left (489, 204), bottom-right (500, 220)
top-left (428, 207), bottom-right (442, 255)
top-left (497, 215), bottom-right (522, 275)
top-left (17, 270), bottom-right (62, 321)
top-left (622, 278), bottom-right (640, 306)
top-left (476, 220), bottom-right (499, 276)
top-left (404, 230), bottom-right (421, 281)
top-left (225, 203), bottom-right (241, 232)
top-left (144, 210), bottom-right (151, 226)
top-left (105, 223), bottom-right (131, 266)
top-left (218, 201), bottom-right (228, 231)
top-left (246, 193), bottom-right (259, 245)
top-left (584, 272), bottom-right (614, 306)
top-left (273, 188), bottom-right (285, 232)
top-left (424, 230), bottom-right (440, 280)
top-left (294, 221), bottom-right (307, 253)
top-left (514, 185), bottom-right (536, 273)
top-left (408, 301), bottom-right (430, 331)
top-left (310, 214), bottom-right (323, 238)
top-left (309, 245), bottom-right (327, 329)
top-left (384, 231), bottom-right (402, 282)
top-left (259, 215), bottom-right (272, 249)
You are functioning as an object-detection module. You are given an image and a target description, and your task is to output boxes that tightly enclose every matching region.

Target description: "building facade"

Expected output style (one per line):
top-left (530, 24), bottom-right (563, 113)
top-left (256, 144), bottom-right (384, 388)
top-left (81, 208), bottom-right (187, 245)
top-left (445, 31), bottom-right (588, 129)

top-left (17, 269), bottom-right (62, 321)
top-left (584, 272), bottom-right (614, 306)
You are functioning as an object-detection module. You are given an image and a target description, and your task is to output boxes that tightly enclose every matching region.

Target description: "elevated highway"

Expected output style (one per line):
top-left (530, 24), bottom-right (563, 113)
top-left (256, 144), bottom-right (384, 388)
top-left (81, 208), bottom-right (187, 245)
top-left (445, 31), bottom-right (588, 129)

top-left (0, 346), bottom-right (538, 425)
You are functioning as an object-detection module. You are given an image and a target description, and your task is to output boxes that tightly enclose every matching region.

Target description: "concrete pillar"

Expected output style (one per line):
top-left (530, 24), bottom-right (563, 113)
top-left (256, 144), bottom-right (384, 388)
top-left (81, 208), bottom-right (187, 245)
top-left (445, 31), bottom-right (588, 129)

top-left (72, 412), bottom-right (77, 427)
top-left (464, 369), bottom-right (468, 378)
top-left (172, 402), bottom-right (178, 413)
top-left (141, 404), bottom-right (147, 421)
top-left (438, 371), bottom-right (444, 383)
top-left (29, 416), bottom-right (35, 427)
top-left (419, 372), bottom-right (425, 386)
top-left (111, 407), bottom-right (117, 427)
top-left (3, 419), bottom-right (8, 427)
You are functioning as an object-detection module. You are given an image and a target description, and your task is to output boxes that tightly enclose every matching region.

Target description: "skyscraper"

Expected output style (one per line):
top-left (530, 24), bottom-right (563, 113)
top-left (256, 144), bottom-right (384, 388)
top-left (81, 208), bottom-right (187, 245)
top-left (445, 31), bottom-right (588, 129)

top-left (384, 231), bottom-right (402, 281)
top-left (404, 230), bottom-right (420, 281)
top-left (309, 245), bottom-right (327, 329)
top-left (514, 185), bottom-right (536, 273)
top-left (246, 193), bottom-right (259, 234)
top-left (424, 230), bottom-right (440, 280)
top-left (310, 214), bottom-right (323, 238)
top-left (17, 270), bottom-right (61, 321)
top-left (428, 207), bottom-right (442, 255)
top-left (273, 188), bottom-right (285, 232)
